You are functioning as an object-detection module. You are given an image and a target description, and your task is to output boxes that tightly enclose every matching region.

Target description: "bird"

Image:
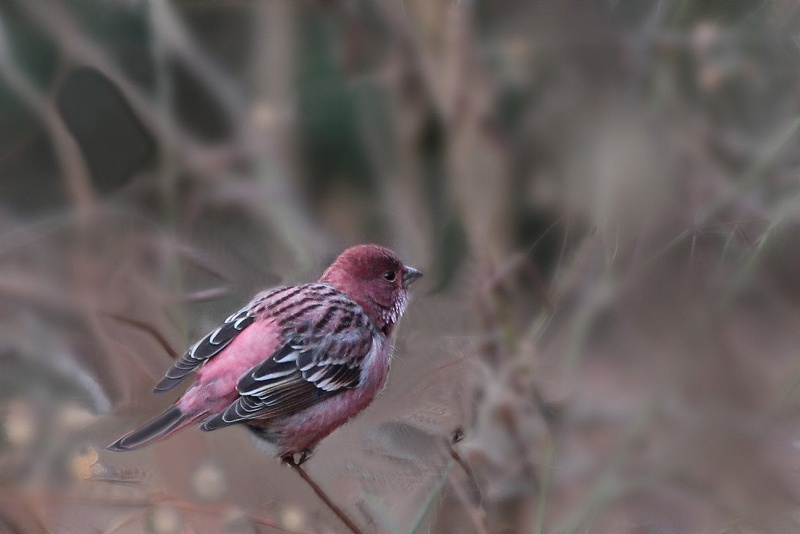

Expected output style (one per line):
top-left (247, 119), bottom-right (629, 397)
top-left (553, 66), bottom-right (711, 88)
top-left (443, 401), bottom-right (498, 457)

top-left (107, 244), bottom-right (422, 464)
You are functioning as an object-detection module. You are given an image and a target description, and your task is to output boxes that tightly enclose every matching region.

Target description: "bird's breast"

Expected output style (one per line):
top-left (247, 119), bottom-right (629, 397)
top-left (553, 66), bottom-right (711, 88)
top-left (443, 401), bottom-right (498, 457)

top-left (267, 336), bottom-right (392, 455)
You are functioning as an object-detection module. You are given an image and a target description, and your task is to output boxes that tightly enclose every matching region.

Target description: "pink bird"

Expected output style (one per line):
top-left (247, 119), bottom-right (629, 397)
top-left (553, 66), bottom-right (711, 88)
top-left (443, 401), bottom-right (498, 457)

top-left (107, 244), bottom-right (422, 464)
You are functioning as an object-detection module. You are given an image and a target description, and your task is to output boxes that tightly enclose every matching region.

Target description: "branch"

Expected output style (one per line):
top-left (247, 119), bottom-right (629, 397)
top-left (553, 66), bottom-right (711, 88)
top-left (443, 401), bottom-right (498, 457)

top-left (14, 0), bottom-right (245, 178)
top-left (0, 8), bottom-right (95, 218)
top-left (288, 463), bottom-right (364, 534)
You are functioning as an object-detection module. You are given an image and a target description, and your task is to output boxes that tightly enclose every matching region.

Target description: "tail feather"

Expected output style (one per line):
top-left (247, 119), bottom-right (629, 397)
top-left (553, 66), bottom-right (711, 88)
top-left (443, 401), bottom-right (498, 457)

top-left (107, 406), bottom-right (197, 452)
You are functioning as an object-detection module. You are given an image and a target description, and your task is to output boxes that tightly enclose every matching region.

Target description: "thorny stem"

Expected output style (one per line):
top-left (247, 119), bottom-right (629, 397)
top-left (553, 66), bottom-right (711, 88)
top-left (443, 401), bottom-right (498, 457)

top-left (288, 463), bottom-right (363, 534)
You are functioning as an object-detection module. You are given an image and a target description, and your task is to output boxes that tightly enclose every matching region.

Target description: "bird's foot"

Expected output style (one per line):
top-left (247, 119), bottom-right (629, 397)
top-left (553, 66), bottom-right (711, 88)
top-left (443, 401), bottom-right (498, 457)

top-left (281, 449), bottom-right (314, 466)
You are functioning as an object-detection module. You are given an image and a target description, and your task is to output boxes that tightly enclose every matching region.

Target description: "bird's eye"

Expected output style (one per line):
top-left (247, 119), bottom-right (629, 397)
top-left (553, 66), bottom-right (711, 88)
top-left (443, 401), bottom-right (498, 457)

top-left (383, 270), bottom-right (396, 281)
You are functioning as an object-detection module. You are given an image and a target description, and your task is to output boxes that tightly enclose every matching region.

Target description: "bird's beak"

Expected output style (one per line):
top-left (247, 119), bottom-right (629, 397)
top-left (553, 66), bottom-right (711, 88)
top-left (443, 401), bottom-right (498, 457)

top-left (402, 266), bottom-right (423, 288)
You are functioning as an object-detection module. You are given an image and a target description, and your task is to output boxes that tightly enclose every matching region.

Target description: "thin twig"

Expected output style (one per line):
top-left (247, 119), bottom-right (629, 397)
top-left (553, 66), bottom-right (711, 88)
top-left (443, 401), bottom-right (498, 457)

top-left (449, 445), bottom-right (488, 534)
top-left (150, 1), bottom-right (251, 139)
top-left (102, 312), bottom-right (180, 360)
top-left (0, 9), bottom-right (95, 218)
top-left (408, 457), bottom-right (454, 534)
top-left (14, 0), bottom-right (242, 177)
top-left (177, 286), bottom-right (232, 303)
top-left (101, 510), bottom-right (147, 534)
top-left (448, 471), bottom-right (488, 534)
top-left (449, 445), bottom-right (482, 505)
top-left (38, 488), bottom-right (311, 534)
top-left (288, 463), bottom-right (363, 534)
top-left (532, 434), bottom-right (557, 534)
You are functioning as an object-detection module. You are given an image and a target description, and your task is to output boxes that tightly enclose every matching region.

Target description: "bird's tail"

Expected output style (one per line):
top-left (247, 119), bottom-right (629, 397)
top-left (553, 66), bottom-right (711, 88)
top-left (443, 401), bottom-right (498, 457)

top-left (106, 406), bottom-right (202, 452)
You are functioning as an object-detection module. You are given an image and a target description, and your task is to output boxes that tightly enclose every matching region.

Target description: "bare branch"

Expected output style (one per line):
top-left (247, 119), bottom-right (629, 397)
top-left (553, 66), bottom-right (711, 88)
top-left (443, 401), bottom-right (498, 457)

top-left (0, 8), bottom-right (95, 217)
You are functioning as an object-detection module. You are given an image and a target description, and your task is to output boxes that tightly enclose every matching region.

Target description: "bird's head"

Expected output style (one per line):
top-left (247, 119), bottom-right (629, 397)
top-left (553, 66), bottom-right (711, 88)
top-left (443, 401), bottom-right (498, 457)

top-left (320, 244), bottom-right (423, 336)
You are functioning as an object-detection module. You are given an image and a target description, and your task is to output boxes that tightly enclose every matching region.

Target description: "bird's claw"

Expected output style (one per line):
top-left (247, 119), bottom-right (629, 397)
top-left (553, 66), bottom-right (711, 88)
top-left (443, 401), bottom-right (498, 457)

top-left (281, 449), bottom-right (314, 466)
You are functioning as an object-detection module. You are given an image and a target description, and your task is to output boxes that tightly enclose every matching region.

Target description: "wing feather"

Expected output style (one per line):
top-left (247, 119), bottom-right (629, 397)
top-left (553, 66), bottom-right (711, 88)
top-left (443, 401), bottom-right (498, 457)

top-left (153, 286), bottom-right (294, 393)
top-left (201, 303), bottom-right (375, 431)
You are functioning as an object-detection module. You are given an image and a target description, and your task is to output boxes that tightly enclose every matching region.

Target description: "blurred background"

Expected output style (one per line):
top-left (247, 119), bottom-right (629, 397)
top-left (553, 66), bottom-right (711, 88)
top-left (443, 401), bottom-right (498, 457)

top-left (2, 0), bottom-right (800, 532)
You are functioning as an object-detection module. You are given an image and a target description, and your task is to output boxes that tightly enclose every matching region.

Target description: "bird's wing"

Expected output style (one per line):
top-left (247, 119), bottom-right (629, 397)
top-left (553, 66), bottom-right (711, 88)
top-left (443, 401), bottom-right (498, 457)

top-left (154, 286), bottom-right (295, 393)
top-left (201, 308), bottom-right (376, 430)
